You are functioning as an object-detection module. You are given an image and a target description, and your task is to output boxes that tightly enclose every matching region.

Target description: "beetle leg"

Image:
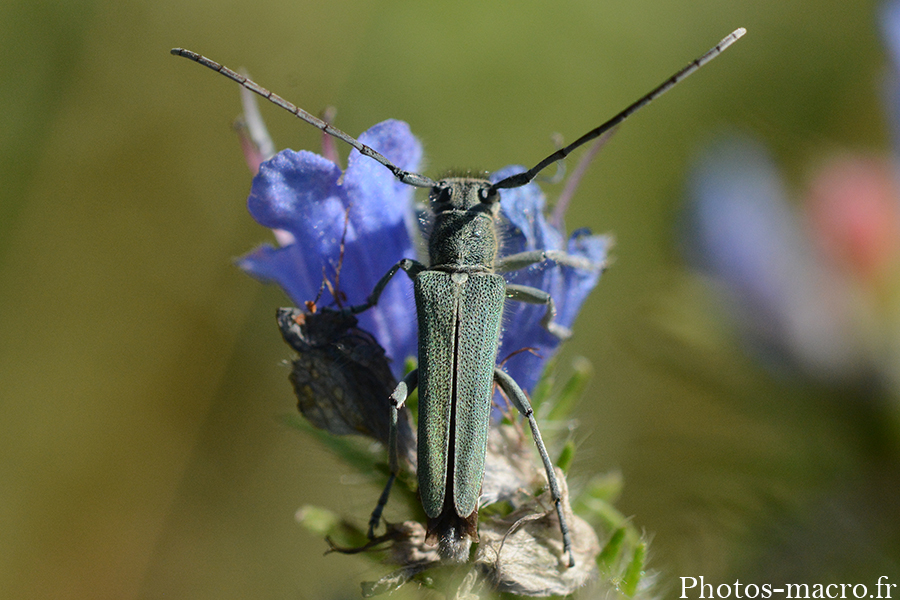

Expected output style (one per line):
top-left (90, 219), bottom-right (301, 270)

top-left (505, 283), bottom-right (572, 339)
top-left (494, 368), bottom-right (575, 568)
top-left (368, 369), bottom-right (418, 538)
top-left (347, 258), bottom-right (427, 315)
top-left (495, 249), bottom-right (603, 273)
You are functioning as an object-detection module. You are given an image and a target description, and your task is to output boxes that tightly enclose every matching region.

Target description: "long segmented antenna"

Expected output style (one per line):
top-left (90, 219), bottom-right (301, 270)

top-left (170, 48), bottom-right (437, 188)
top-left (172, 27), bottom-right (744, 193)
top-left (490, 27), bottom-right (746, 191)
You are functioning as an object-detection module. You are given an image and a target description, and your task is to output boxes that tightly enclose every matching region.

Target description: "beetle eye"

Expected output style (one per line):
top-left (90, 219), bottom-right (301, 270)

top-left (432, 186), bottom-right (452, 203)
top-left (478, 187), bottom-right (496, 204)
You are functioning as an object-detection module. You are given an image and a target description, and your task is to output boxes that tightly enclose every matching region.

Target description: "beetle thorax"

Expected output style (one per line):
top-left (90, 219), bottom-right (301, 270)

top-left (428, 178), bottom-right (500, 270)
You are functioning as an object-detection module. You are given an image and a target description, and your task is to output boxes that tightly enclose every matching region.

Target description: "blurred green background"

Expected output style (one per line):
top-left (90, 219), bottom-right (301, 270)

top-left (2, 0), bottom-right (896, 598)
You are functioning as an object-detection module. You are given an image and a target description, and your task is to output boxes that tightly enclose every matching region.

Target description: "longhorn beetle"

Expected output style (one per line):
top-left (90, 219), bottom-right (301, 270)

top-left (172, 27), bottom-right (745, 567)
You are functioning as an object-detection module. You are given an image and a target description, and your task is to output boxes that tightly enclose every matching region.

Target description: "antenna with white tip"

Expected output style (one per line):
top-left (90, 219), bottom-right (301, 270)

top-left (171, 27), bottom-right (745, 191)
top-left (491, 27), bottom-right (746, 191)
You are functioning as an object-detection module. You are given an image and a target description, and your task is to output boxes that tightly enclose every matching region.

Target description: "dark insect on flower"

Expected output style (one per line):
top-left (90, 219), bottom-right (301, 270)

top-left (277, 306), bottom-right (416, 463)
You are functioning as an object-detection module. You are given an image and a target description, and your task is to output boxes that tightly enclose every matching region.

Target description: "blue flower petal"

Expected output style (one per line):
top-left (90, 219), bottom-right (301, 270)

top-left (239, 120), bottom-right (423, 374)
top-left (247, 150), bottom-right (345, 233)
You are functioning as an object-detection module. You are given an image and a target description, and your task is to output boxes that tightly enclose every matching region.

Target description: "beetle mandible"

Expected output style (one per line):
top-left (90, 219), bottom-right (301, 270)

top-left (172, 27), bottom-right (745, 567)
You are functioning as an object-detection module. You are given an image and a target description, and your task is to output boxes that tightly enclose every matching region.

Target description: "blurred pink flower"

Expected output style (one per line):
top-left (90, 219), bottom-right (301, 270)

top-left (807, 156), bottom-right (900, 287)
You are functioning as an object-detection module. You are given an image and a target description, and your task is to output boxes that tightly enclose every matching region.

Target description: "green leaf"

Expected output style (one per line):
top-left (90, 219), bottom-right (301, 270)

top-left (621, 542), bottom-right (647, 596)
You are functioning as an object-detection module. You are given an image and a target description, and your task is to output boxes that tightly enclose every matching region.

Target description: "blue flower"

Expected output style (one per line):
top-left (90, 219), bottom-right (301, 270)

top-left (238, 120), bottom-right (422, 374)
top-left (238, 119), bottom-right (608, 391)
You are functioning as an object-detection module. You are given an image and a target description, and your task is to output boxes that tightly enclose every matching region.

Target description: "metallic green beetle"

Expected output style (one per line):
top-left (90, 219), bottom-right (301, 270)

top-left (172, 27), bottom-right (745, 568)
top-left (352, 175), bottom-right (599, 565)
